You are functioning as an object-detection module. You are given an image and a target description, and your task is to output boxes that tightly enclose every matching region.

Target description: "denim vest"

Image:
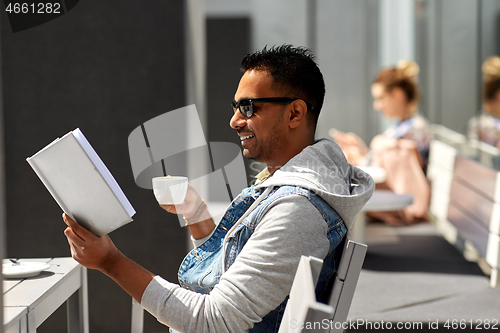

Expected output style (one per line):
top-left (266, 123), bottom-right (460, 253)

top-left (175, 185), bottom-right (347, 333)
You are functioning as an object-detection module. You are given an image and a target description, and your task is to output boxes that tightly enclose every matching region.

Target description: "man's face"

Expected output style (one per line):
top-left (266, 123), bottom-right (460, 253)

top-left (230, 70), bottom-right (289, 166)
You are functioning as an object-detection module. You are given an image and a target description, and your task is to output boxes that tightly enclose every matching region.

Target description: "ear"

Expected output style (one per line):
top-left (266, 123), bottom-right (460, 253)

top-left (288, 100), bottom-right (308, 129)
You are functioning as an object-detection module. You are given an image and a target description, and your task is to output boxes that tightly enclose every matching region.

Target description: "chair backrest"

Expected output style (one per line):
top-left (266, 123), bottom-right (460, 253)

top-left (278, 237), bottom-right (367, 333)
top-left (328, 238), bottom-right (368, 332)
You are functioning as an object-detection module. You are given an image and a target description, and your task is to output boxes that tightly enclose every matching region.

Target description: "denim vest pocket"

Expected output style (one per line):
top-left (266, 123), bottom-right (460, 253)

top-left (178, 235), bottom-right (225, 293)
top-left (197, 250), bottom-right (224, 292)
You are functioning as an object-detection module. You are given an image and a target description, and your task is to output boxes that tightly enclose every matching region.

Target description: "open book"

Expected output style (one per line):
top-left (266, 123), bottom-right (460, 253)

top-left (27, 128), bottom-right (136, 236)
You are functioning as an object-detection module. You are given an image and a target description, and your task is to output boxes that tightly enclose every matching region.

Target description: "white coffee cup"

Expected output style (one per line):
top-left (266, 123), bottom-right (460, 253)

top-left (152, 176), bottom-right (188, 205)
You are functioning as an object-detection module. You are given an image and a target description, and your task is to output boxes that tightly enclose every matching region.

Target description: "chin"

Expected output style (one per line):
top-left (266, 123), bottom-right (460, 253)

top-left (242, 149), bottom-right (253, 159)
top-left (243, 150), bottom-right (261, 162)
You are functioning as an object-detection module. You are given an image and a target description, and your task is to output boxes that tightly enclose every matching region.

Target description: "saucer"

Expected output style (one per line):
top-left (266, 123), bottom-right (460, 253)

top-left (2, 261), bottom-right (51, 278)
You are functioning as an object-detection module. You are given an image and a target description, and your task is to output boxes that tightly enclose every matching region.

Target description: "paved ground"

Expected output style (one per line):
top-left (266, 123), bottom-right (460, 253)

top-left (347, 222), bottom-right (500, 332)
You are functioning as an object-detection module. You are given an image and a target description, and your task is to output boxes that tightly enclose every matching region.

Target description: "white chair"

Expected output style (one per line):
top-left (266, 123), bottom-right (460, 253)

top-left (131, 298), bottom-right (144, 333)
top-left (278, 237), bottom-right (368, 333)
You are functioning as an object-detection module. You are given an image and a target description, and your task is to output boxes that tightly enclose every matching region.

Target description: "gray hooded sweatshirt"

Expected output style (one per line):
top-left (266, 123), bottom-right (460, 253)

top-left (141, 139), bottom-right (374, 332)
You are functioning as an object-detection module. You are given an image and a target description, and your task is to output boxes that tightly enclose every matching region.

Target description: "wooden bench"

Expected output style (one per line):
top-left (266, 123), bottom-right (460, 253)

top-left (427, 137), bottom-right (500, 288)
top-left (431, 123), bottom-right (500, 169)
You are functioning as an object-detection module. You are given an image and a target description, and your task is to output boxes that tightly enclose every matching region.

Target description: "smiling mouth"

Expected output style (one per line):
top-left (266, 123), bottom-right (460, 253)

top-left (240, 134), bottom-right (254, 140)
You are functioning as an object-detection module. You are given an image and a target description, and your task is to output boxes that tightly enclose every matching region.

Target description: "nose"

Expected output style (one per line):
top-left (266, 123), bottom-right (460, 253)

top-left (373, 100), bottom-right (382, 111)
top-left (230, 110), bottom-right (247, 129)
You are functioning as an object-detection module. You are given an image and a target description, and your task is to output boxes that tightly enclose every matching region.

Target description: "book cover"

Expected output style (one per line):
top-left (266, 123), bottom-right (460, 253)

top-left (26, 128), bottom-right (135, 236)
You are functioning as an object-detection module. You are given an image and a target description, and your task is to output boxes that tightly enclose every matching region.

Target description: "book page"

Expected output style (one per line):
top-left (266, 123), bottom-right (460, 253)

top-left (72, 128), bottom-right (135, 217)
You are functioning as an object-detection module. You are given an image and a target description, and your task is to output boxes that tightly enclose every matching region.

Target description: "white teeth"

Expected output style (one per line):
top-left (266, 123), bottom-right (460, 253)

top-left (240, 134), bottom-right (254, 140)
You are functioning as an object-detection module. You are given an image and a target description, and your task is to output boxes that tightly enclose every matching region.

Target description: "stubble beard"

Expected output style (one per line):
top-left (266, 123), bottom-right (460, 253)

top-left (243, 121), bottom-right (287, 168)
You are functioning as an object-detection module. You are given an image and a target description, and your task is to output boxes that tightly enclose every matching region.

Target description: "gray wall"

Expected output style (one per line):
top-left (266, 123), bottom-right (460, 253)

top-left (206, 17), bottom-right (252, 181)
top-left (417, 0), bottom-right (491, 133)
top-left (316, 0), bottom-right (380, 143)
top-left (1, 1), bottom-right (185, 332)
top-left (379, 0), bottom-right (415, 67)
top-left (205, 0), bottom-right (262, 181)
top-left (480, 0), bottom-right (500, 62)
top-left (441, 0), bottom-right (479, 132)
top-left (251, 0), bottom-right (310, 51)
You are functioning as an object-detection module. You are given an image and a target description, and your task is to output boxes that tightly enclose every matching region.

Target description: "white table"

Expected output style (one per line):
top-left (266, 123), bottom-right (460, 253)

top-left (358, 166), bottom-right (387, 184)
top-left (3, 257), bottom-right (88, 333)
top-left (351, 190), bottom-right (414, 243)
top-left (352, 166), bottom-right (413, 243)
top-left (361, 190), bottom-right (414, 212)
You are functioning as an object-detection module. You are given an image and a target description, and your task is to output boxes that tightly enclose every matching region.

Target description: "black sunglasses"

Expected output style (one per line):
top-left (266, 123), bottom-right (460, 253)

top-left (231, 97), bottom-right (314, 118)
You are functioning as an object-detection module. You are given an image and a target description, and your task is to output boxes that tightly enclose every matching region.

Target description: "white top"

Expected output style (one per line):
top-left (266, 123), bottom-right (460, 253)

top-left (358, 166), bottom-right (387, 184)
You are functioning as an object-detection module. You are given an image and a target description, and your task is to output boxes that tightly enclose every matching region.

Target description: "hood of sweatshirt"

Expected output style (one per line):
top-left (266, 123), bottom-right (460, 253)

top-left (254, 139), bottom-right (374, 230)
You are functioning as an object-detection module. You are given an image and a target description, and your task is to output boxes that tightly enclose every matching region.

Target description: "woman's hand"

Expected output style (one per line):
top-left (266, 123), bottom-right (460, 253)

top-left (63, 213), bottom-right (121, 273)
top-left (330, 129), bottom-right (369, 165)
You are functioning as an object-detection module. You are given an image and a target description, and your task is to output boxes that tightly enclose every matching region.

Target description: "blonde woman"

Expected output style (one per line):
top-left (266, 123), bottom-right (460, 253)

top-left (467, 56), bottom-right (500, 147)
top-left (332, 59), bottom-right (432, 168)
top-left (331, 60), bottom-right (432, 225)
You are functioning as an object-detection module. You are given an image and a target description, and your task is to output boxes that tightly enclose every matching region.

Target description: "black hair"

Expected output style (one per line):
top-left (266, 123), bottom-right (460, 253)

top-left (241, 44), bottom-right (325, 130)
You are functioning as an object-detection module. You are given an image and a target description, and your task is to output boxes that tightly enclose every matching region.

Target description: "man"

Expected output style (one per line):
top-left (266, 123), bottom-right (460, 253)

top-left (63, 45), bottom-right (374, 332)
